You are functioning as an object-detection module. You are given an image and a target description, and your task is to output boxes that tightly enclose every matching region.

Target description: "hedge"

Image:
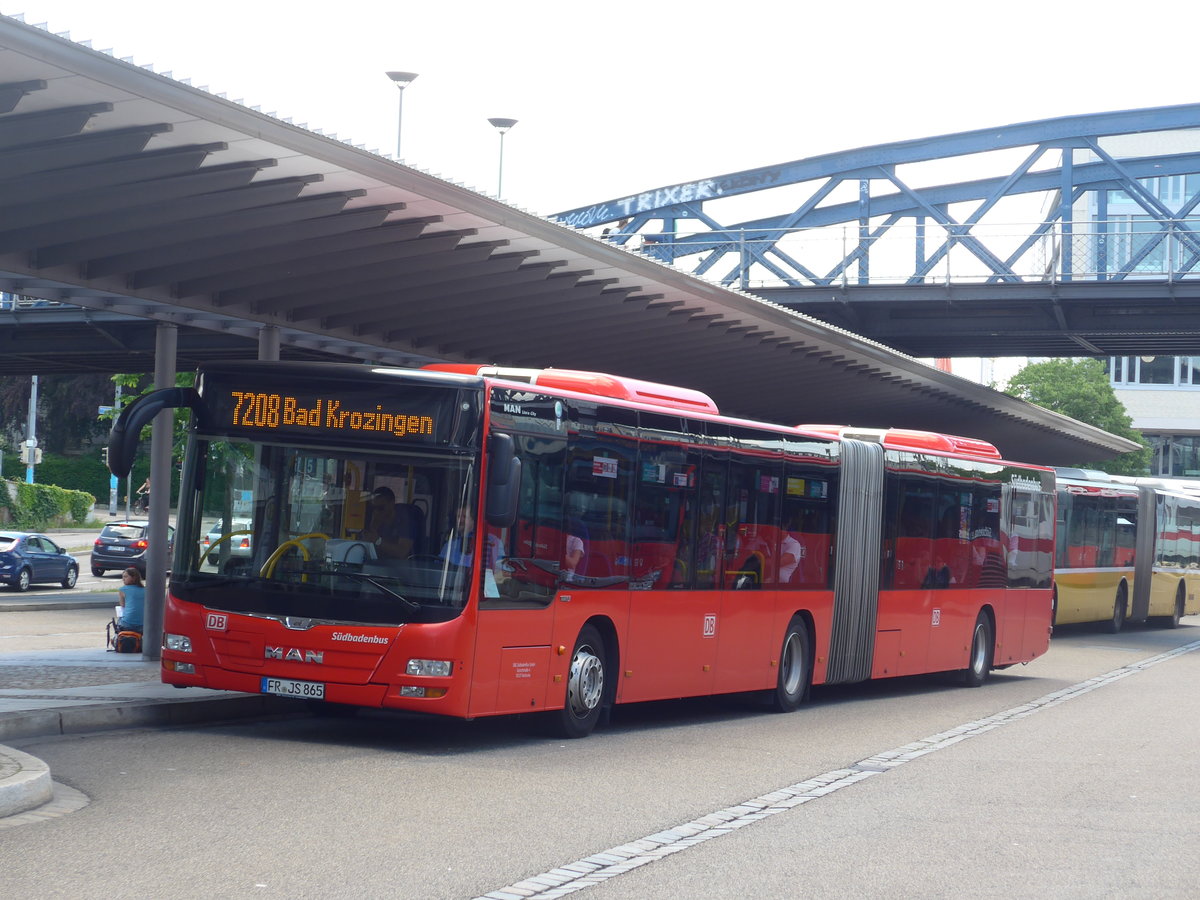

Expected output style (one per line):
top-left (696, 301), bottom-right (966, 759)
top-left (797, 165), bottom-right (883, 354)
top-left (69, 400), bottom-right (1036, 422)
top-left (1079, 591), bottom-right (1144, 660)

top-left (1, 450), bottom-right (163, 504)
top-left (0, 479), bottom-right (95, 530)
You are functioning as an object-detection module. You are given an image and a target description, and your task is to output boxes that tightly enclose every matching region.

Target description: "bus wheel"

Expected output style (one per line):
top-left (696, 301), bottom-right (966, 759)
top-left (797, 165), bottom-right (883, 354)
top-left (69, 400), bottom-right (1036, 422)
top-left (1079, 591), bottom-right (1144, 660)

top-left (1106, 584), bottom-right (1128, 634)
top-left (549, 625), bottom-right (606, 739)
top-left (963, 611), bottom-right (993, 688)
top-left (772, 617), bottom-right (812, 712)
top-left (1168, 586), bottom-right (1185, 629)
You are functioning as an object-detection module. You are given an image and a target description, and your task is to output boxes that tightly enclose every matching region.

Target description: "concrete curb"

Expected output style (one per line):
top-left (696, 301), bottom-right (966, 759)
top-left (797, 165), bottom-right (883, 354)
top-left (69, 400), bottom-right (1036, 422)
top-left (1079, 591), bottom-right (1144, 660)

top-left (0, 744), bottom-right (52, 818)
top-left (0, 598), bottom-right (116, 612)
top-left (0, 692), bottom-right (300, 743)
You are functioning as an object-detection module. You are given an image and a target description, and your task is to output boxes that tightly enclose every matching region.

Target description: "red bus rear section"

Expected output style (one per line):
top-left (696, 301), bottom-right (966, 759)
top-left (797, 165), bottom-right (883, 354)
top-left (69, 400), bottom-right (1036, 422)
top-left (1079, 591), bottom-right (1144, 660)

top-left (143, 362), bottom-right (1055, 738)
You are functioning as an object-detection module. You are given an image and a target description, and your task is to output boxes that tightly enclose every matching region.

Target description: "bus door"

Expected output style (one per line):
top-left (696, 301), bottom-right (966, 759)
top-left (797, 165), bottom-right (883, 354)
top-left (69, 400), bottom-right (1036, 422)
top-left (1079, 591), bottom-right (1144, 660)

top-left (714, 438), bottom-right (781, 694)
top-left (623, 428), bottom-right (717, 702)
top-left (1000, 484), bottom-right (1055, 662)
top-left (926, 480), bottom-right (978, 672)
top-left (471, 431), bottom-right (564, 717)
top-left (877, 469), bottom-right (935, 676)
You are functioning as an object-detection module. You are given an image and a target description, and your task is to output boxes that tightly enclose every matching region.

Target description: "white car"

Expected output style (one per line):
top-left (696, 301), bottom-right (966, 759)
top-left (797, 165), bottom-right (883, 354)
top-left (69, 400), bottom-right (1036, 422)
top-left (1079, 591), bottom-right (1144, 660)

top-left (201, 518), bottom-right (253, 560)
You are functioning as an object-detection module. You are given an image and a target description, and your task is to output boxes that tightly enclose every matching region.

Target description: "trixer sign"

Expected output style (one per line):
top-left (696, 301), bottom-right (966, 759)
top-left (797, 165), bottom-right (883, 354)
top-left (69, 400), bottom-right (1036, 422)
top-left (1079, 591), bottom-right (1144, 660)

top-left (265, 647), bottom-right (324, 664)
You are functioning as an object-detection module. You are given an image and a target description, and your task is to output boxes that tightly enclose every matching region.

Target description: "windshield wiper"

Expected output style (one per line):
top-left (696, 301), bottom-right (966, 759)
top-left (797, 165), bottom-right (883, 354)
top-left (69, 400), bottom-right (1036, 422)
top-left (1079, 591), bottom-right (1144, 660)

top-left (337, 571), bottom-right (421, 612)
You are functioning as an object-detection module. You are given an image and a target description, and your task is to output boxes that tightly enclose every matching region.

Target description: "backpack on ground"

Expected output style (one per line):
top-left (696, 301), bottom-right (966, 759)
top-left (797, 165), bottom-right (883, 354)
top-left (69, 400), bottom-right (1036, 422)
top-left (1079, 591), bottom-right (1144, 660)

top-left (107, 618), bottom-right (143, 654)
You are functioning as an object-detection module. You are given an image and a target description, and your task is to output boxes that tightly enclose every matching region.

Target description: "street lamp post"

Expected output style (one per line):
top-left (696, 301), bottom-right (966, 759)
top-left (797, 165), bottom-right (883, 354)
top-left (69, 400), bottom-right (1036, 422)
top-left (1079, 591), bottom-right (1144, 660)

top-left (488, 117), bottom-right (518, 200)
top-left (386, 71), bottom-right (419, 159)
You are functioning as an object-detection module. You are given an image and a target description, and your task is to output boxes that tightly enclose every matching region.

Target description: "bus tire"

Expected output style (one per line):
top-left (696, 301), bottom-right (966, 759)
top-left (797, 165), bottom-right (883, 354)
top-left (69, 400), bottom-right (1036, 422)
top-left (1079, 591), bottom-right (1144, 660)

top-left (1106, 584), bottom-right (1127, 634)
top-left (1167, 585), bottom-right (1185, 629)
top-left (548, 624), bottom-right (606, 739)
top-left (771, 616), bottom-right (812, 712)
top-left (963, 611), bottom-right (993, 688)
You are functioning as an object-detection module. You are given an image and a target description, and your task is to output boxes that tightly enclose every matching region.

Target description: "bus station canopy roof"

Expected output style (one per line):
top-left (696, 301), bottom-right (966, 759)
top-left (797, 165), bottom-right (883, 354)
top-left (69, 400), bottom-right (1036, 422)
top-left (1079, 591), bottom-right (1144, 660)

top-left (0, 16), bottom-right (1139, 465)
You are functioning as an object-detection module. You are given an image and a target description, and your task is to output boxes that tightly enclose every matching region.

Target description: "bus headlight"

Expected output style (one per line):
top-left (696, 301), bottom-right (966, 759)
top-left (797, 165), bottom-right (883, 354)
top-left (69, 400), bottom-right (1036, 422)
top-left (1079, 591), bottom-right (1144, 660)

top-left (406, 658), bottom-right (452, 677)
top-left (164, 633), bottom-right (193, 652)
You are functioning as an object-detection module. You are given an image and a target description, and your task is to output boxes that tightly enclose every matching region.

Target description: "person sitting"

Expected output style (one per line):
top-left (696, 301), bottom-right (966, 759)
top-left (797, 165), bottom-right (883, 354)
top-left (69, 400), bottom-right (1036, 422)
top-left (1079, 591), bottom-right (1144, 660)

top-left (360, 486), bottom-right (413, 559)
top-left (561, 518), bottom-right (587, 582)
top-left (439, 506), bottom-right (503, 569)
top-left (117, 567), bottom-right (146, 633)
top-left (779, 531), bottom-right (803, 584)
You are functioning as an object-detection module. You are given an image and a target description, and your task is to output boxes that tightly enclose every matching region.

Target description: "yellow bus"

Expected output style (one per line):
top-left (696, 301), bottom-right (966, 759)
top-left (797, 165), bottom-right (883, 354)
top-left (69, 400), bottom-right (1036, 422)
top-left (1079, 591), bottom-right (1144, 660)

top-left (1054, 469), bottom-right (1200, 631)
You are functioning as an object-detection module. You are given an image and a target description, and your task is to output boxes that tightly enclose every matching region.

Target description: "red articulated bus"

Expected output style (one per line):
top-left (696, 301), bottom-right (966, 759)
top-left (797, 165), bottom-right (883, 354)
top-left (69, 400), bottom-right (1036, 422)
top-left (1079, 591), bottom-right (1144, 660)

top-left (108, 362), bottom-right (1056, 738)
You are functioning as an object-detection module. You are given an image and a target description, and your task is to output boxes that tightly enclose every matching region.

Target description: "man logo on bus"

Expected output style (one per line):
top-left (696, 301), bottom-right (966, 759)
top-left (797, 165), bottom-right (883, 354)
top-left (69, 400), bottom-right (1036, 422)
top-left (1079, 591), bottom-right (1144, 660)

top-left (703, 614), bottom-right (717, 638)
top-left (265, 647), bottom-right (324, 664)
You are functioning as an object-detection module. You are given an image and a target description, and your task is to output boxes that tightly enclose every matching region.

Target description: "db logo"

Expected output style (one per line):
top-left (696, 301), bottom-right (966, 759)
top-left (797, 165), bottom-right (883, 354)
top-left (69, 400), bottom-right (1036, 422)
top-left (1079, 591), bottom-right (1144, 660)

top-left (205, 613), bottom-right (228, 631)
top-left (931, 608), bottom-right (941, 627)
top-left (702, 614), bottom-right (717, 638)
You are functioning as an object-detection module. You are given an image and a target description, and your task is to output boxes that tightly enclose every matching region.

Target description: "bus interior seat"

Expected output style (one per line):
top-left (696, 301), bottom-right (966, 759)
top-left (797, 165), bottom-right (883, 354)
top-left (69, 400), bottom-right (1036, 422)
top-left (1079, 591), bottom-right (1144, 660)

top-left (394, 503), bottom-right (425, 556)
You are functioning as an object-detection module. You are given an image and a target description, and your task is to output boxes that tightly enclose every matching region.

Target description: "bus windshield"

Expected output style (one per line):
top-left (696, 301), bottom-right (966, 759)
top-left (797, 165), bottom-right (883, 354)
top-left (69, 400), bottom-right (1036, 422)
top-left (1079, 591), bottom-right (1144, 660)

top-left (173, 436), bottom-right (480, 625)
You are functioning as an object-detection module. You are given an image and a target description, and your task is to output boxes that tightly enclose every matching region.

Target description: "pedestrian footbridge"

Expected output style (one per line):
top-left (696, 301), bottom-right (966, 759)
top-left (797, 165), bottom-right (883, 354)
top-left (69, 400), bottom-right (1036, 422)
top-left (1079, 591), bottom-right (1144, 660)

top-left (554, 106), bottom-right (1200, 359)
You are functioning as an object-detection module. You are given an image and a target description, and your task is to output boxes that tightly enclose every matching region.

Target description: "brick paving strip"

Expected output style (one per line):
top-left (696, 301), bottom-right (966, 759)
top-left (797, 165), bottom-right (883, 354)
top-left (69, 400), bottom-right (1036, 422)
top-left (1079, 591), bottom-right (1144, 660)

top-left (0, 666), bottom-right (158, 691)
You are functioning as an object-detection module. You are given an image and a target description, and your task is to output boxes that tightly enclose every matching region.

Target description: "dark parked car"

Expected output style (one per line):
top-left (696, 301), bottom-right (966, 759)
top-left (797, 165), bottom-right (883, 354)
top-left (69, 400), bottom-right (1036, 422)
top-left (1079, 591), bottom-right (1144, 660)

top-left (0, 531), bottom-right (79, 591)
top-left (91, 521), bottom-right (175, 577)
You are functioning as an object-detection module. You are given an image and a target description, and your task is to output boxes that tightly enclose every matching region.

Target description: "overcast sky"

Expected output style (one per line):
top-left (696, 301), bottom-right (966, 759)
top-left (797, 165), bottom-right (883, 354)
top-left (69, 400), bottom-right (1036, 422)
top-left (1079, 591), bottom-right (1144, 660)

top-left (6, 0), bottom-right (1198, 221)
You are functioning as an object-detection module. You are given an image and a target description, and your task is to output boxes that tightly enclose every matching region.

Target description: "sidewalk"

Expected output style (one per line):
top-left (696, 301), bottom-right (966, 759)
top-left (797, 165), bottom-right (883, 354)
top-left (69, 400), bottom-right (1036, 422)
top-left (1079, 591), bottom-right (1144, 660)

top-left (0, 593), bottom-right (299, 822)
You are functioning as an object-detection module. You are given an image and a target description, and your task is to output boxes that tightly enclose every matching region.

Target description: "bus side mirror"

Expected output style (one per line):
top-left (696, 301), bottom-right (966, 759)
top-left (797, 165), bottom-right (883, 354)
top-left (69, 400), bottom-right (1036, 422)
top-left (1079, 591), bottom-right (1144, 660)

top-left (485, 433), bottom-right (521, 528)
top-left (107, 387), bottom-right (204, 478)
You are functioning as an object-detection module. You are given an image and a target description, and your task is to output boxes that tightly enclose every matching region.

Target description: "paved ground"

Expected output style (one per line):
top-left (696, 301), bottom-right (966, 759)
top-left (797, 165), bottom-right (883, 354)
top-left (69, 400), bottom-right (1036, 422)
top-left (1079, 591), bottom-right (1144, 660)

top-left (0, 539), bottom-right (298, 822)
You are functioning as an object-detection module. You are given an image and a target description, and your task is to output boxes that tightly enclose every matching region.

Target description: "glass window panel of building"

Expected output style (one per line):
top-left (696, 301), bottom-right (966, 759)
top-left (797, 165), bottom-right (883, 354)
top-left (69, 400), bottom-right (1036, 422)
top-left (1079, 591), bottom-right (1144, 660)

top-left (1106, 356), bottom-right (1196, 386)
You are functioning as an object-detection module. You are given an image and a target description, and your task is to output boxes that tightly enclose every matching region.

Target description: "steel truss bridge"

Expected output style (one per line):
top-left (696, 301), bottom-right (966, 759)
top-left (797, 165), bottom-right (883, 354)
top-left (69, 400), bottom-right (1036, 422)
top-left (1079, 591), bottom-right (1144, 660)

top-left (553, 104), bottom-right (1200, 358)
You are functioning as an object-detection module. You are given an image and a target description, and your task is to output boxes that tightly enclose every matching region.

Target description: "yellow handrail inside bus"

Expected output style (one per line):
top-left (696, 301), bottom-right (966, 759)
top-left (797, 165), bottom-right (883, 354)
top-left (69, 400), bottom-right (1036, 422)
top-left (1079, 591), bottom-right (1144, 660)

top-left (260, 533), bottom-right (330, 579)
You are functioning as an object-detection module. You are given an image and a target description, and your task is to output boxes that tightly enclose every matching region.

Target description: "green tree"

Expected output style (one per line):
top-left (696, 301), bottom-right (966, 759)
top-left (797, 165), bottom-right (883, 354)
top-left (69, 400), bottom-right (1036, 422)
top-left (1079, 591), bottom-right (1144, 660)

top-left (104, 372), bottom-right (195, 459)
top-left (0, 373), bottom-right (113, 454)
top-left (100, 372), bottom-right (196, 507)
top-left (1005, 358), bottom-right (1150, 475)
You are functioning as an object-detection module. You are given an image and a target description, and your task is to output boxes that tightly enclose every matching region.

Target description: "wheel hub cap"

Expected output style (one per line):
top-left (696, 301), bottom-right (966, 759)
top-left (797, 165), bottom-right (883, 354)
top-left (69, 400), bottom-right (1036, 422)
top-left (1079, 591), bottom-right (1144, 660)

top-left (568, 646), bottom-right (603, 718)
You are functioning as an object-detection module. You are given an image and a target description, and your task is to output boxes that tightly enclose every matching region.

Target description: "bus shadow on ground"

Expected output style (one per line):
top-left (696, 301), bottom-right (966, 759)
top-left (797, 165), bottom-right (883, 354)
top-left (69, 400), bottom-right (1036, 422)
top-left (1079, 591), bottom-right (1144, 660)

top-left (172, 621), bottom-right (1200, 752)
top-left (1048, 617), bottom-right (1197, 646)
top-left (192, 667), bottom-right (1032, 754)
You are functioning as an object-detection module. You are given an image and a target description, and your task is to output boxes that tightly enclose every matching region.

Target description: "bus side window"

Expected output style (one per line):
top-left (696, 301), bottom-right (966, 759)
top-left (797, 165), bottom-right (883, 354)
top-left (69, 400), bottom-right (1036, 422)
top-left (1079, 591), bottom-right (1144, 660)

top-left (725, 456), bottom-right (780, 590)
top-left (969, 482), bottom-right (1004, 588)
top-left (779, 465), bottom-right (833, 589)
top-left (889, 476), bottom-right (935, 590)
top-left (562, 404), bottom-right (635, 588)
top-left (632, 415), bottom-right (692, 590)
top-left (931, 487), bottom-right (971, 589)
top-left (694, 455), bottom-right (727, 590)
top-left (498, 435), bottom-right (566, 604)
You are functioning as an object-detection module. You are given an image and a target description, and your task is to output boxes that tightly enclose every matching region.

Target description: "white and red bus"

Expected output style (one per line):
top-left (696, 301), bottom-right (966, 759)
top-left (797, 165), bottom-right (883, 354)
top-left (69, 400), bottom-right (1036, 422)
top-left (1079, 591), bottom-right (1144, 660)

top-left (109, 362), bottom-right (1055, 737)
top-left (1054, 469), bottom-right (1200, 631)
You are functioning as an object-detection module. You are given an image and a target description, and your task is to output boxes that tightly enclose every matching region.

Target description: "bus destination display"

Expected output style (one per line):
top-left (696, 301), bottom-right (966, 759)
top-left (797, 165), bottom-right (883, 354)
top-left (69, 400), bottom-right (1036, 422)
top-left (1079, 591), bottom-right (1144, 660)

top-left (229, 391), bottom-right (433, 438)
top-left (201, 375), bottom-right (468, 446)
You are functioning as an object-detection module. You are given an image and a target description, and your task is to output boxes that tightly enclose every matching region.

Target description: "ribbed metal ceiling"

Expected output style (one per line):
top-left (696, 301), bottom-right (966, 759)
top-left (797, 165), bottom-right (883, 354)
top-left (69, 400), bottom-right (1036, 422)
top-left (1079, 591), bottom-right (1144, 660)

top-left (0, 16), bottom-right (1139, 465)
